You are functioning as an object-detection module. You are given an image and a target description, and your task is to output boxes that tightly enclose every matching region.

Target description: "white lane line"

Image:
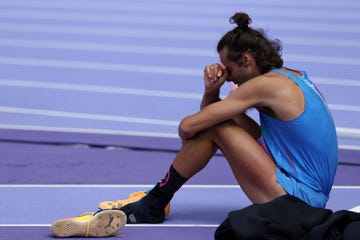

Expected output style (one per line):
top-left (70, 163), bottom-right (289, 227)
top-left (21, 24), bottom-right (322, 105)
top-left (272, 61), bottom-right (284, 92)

top-left (339, 145), bottom-right (360, 151)
top-left (0, 224), bottom-right (51, 227)
top-left (314, 77), bottom-right (360, 87)
top-left (0, 57), bottom-right (202, 76)
top-left (0, 223), bottom-right (218, 227)
top-left (0, 22), bottom-right (359, 40)
top-left (0, 124), bottom-right (180, 138)
top-left (1, 79), bottom-right (359, 101)
top-left (0, 38), bottom-right (359, 58)
top-left (0, 184), bottom-right (358, 189)
top-left (0, 107), bottom-right (179, 126)
top-left (0, 23), bottom-right (219, 40)
top-left (0, 7), bottom-right (360, 23)
top-left (0, 1), bottom-right (359, 19)
top-left (349, 205), bottom-right (360, 213)
top-left (0, 38), bottom-right (216, 57)
top-left (0, 78), bottom-right (356, 98)
top-left (0, 79), bottom-right (203, 99)
top-left (0, 184), bottom-right (239, 188)
top-left (337, 127), bottom-right (360, 140)
top-left (0, 56), bottom-right (360, 77)
top-left (0, 103), bottom-right (359, 123)
top-left (1, 124), bottom-right (360, 142)
top-left (284, 54), bottom-right (360, 66)
top-left (330, 104), bottom-right (360, 112)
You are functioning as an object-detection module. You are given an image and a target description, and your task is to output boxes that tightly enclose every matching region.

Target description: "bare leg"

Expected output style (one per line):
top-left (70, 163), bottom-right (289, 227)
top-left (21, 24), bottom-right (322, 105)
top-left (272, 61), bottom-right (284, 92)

top-left (172, 131), bottom-right (217, 179)
top-left (173, 114), bottom-right (285, 203)
top-left (173, 113), bottom-right (260, 178)
top-left (121, 114), bottom-right (285, 223)
top-left (211, 120), bottom-right (286, 203)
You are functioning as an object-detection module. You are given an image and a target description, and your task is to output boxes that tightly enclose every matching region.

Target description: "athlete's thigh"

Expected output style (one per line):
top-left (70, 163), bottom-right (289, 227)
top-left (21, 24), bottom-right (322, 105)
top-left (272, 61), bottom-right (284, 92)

top-left (212, 121), bottom-right (285, 203)
top-left (232, 113), bottom-right (261, 139)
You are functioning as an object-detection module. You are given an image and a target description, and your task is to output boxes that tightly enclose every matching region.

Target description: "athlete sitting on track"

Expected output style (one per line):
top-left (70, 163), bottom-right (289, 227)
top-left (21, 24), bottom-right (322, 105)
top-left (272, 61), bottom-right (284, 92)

top-left (116, 11), bottom-right (338, 224)
top-left (51, 12), bottom-right (338, 237)
top-left (114, 13), bottom-right (338, 223)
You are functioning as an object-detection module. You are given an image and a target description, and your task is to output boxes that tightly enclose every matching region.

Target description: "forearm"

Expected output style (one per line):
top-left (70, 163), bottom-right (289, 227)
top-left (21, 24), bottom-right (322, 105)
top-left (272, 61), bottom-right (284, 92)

top-left (200, 90), bottom-right (221, 109)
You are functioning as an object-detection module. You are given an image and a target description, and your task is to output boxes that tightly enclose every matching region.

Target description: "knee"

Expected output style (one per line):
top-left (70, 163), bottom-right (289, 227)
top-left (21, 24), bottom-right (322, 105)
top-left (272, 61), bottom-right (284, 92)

top-left (178, 121), bottom-right (231, 143)
top-left (178, 116), bottom-right (235, 140)
top-left (206, 120), bottom-right (262, 146)
top-left (203, 120), bottom-right (240, 140)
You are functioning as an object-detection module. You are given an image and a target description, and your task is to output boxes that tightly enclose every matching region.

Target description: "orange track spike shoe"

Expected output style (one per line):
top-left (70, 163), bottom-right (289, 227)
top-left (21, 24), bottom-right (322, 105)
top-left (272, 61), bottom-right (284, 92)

top-left (98, 191), bottom-right (170, 218)
top-left (51, 210), bottom-right (126, 238)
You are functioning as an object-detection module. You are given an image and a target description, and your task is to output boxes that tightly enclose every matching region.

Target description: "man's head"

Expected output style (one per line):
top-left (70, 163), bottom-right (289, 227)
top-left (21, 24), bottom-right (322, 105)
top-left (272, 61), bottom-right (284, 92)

top-left (217, 12), bottom-right (283, 84)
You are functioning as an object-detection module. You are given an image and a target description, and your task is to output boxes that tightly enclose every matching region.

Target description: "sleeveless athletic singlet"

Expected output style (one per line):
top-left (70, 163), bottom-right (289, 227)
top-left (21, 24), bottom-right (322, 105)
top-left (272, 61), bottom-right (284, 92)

top-left (259, 69), bottom-right (338, 207)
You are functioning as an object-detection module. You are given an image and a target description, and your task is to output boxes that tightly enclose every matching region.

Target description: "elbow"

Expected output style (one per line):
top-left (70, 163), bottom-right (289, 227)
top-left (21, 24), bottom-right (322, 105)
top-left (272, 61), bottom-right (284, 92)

top-left (178, 117), bottom-right (195, 140)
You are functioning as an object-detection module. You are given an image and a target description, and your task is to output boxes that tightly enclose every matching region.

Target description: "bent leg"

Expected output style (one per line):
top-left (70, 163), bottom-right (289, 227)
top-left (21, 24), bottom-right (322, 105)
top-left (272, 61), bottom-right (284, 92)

top-left (121, 114), bottom-right (285, 223)
top-left (120, 128), bottom-right (220, 223)
top-left (211, 120), bottom-right (286, 203)
top-left (173, 112), bottom-right (284, 203)
top-left (172, 131), bottom-right (218, 179)
top-left (173, 113), bottom-right (285, 203)
top-left (173, 112), bottom-right (261, 179)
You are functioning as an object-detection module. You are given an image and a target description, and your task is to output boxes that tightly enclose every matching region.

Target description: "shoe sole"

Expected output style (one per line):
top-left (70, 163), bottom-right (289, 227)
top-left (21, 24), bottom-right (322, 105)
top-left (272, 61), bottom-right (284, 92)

top-left (51, 210), bottom-right (126, 238)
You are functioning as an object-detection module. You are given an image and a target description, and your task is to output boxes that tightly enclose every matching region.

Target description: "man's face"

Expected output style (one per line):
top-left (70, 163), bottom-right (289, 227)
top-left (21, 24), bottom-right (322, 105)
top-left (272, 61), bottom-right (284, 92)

top-left (219, 48), bottom-right (258, 86)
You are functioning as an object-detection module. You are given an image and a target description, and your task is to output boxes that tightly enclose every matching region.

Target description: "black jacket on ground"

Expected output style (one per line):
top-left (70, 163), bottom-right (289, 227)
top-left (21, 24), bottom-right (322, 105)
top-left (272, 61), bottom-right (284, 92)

top-left (214, 195), bottom-right (360, 240)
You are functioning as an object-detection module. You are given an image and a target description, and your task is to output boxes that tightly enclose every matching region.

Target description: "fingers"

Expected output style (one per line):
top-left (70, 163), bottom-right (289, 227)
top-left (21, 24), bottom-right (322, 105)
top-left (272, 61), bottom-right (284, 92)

top-left (205, 64), bottom-right (227, 83)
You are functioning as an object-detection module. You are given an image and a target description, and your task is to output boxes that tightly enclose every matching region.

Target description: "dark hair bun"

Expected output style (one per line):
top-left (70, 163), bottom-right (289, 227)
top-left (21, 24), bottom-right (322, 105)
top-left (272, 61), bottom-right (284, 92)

top-left (230, 12), bottom-right (252, 30)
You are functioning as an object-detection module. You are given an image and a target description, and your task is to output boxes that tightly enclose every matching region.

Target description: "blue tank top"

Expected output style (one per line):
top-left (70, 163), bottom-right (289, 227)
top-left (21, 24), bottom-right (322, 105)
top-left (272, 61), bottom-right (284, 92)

top-left (260, 69), bottom-right (338, 197)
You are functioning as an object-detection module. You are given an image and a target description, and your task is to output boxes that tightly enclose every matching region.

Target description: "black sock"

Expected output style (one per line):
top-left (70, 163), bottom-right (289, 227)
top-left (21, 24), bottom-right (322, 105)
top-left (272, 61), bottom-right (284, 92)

top-left (148, 164), bottom-right (188, 208)
top-left (121, 165), bottom-right (188, 223)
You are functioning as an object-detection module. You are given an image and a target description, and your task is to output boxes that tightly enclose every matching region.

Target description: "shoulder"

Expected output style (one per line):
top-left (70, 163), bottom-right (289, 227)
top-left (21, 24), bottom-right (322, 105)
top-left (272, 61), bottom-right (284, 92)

top-left (229, 70), bottom-right (302, 111)
top-left (253, 71), bottom-right (293, 86)
top-left (235, 71), bottom-right (292, 99)
top-left (253, 71), bottom-right (300, 96)
top-left (250, 71), bottom-right (305, 120)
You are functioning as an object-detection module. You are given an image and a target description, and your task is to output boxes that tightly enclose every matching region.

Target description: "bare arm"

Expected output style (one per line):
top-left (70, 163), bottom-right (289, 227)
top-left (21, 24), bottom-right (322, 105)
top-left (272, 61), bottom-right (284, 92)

top-left (179, 70), bottom-right (306, 140)
top-left (200, 63), bottom-right (228, 109)
top-left (179, 75), bottom-right (270, 140)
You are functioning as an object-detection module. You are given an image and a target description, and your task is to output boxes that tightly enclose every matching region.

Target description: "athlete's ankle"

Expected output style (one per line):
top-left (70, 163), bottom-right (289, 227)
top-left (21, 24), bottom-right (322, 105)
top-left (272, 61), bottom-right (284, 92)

top-left (149, 165), bottom-right (187, 202)
top-left (147, 184), bottom-right (173, 208)
top-left (121, 194), bottom-right (166, 223)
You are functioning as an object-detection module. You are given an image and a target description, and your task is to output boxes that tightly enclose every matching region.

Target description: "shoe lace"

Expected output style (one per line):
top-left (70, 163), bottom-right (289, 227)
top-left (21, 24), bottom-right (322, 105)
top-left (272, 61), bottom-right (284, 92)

top-left (82, 212), bottom-right (96, 238)
top-left (82, 210), bottom-right (103, 237)
top-left (79, 211), bottom-right (95, 217)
